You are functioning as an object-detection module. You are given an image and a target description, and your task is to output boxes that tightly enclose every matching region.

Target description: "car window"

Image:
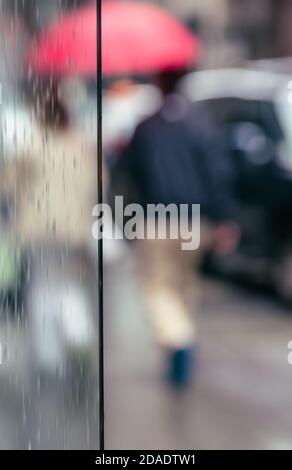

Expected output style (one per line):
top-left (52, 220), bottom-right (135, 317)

top-left (199, 97), bottom-right (284, 143)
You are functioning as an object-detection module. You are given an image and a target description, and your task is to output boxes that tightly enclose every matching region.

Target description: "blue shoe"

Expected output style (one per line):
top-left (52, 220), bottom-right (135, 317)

top-left (168, 346), bottom-right (197, 388)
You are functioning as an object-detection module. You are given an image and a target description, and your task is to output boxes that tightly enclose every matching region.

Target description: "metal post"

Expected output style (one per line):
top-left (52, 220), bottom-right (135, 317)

top-left (97, 0), bottom-right (104, 452)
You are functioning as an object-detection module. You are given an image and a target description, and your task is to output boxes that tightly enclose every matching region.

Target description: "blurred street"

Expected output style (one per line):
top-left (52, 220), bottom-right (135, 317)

top-left (1, 241), bottom-right (292, 450)
top-left (2, 0), bottom-right (292, 452)
top-left (105, 258), bottom-right (292, 450)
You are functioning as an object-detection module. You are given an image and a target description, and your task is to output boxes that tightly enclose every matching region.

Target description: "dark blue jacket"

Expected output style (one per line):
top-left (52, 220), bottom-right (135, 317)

top-left (113, 96), bottom-right (235, 222)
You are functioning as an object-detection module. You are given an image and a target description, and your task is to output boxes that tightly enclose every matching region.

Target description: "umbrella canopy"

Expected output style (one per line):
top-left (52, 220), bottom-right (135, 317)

top-left (25, 1), bottom-right (201, 77)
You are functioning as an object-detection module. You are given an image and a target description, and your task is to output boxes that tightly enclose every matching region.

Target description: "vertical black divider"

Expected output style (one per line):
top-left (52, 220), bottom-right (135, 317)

top-left (97, 0), bottom-right (104, 452)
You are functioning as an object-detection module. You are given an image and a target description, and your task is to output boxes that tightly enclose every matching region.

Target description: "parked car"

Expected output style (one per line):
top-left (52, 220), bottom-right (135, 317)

top-left (180, 69), bottom-right (292, 302)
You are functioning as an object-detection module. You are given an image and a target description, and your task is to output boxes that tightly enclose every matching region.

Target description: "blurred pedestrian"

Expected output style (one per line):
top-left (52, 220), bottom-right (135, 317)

top-left (112, 68), bottom-right (239, 387)
top-left (0, 77), bottom-right (98, 376)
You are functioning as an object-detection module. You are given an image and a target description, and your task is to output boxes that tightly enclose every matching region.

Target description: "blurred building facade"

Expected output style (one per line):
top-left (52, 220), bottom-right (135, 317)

top-left (228, 0), bottom-right (292, 60)
top-left (153, 0), bottom-right (292, 66)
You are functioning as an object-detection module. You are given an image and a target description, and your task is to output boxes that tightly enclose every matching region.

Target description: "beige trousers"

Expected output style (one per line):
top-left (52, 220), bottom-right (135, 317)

top-left (138, 221), bottom-right (211, 349)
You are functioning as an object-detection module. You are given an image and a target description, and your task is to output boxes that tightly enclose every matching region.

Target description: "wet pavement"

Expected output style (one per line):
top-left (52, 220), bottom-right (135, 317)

top-left (105, 259), bottom-right (292, 450)
top-left (1, 255), bottom-right (292, 449)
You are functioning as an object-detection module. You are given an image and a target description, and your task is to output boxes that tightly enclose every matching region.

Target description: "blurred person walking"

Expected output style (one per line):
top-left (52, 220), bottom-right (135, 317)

top-left (112, 69), bottom-right (239, 387)
top-left (0, 77), bottom-right (98, 380)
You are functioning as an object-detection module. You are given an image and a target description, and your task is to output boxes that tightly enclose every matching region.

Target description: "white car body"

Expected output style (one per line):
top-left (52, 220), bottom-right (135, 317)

top-left (179, 68), bottom-right (292, 173)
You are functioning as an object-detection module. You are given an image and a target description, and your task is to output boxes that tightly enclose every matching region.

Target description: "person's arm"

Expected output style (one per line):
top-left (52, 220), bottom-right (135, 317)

top-left (0, 157), bottom-right (38, 233)
top-left (189, 109), bottom-right (240, 253)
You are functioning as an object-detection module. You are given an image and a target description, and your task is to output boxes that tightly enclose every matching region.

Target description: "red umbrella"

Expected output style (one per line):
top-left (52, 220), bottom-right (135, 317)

top-left (25, 1), bottom-right (201, 77)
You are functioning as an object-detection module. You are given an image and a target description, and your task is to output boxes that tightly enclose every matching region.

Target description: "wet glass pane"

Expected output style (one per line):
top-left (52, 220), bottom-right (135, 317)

top-left (0, 0), bottom-right (99, 449)
top-left (3, 0), bottom-right (292, 455)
